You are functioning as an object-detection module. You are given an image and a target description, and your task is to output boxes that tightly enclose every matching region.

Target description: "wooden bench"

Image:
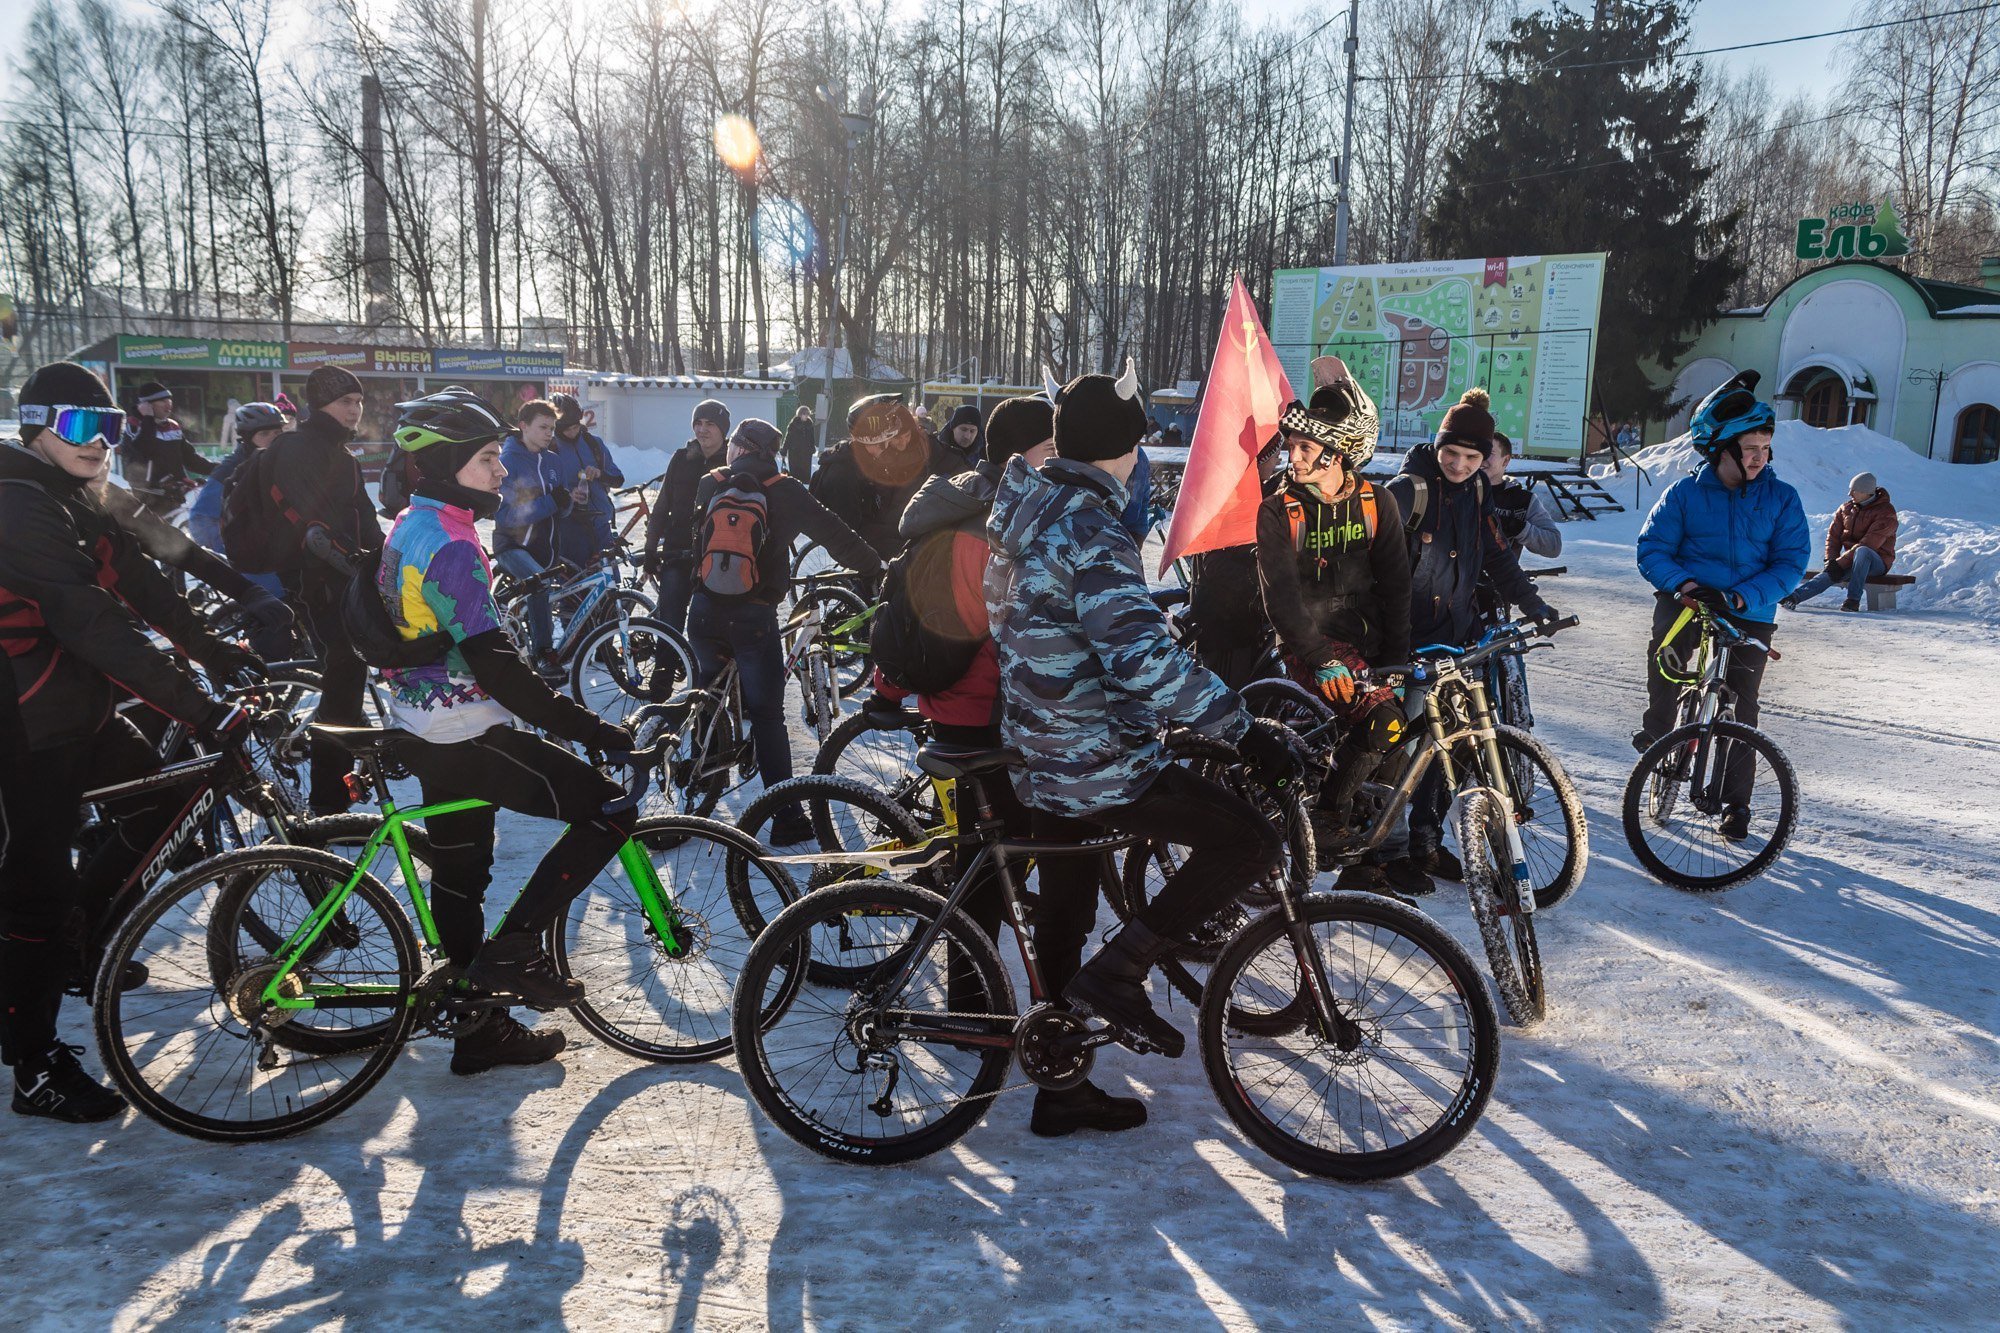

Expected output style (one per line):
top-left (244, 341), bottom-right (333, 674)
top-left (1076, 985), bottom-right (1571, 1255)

top-left (1801, 569), bottom-right (1916, 611)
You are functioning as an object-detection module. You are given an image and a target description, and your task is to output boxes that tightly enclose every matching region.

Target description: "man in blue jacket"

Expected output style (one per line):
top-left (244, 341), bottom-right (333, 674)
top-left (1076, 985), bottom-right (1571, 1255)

top-left (1635, 372), bottom-right (1809, 837)
top-left (550, 394), bottom-right (624, 564)
top-left (495, 399), bottom-right (570, 673)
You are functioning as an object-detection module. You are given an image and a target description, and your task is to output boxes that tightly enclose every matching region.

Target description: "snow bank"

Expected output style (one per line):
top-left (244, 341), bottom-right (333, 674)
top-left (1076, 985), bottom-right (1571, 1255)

top-left (1591, 420), bottom-right (2000, 619)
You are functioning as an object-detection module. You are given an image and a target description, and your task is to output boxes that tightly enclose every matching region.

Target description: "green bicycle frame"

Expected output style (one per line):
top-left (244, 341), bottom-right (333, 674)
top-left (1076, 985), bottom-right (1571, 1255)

top-left (258, 794), bottom-right (687, 1010)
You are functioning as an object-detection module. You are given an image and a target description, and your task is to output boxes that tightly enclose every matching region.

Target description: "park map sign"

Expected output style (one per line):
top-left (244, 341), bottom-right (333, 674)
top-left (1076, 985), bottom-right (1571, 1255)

top-left (1270, 253), bottom-right (1606, 456)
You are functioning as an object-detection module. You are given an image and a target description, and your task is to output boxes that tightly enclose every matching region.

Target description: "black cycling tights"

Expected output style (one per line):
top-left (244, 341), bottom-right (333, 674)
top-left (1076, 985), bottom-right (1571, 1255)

top-left (0, 719), bottom-right (179, 1064)
top-left (397, 726), bottom-right (634, 968)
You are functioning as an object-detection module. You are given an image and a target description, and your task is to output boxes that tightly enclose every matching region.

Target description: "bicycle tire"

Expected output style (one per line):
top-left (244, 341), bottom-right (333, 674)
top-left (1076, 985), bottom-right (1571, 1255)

top-left (567, 615), bottom-right (698, 726)
top-left (732, 879), bottom-right (1014, 1165)
top-left (1622, 720), bottom-right (1798, 892)
top-left (669, 692), bottom-right (739, 818)
top-left (1457, 788), bottom-right (1545, 1026)
top-left (95, 846), bottom-right (420, 1142)
top-left (793, 583), bottom-right (873, 698)
top-left (553, 815), bottom-right (799, 1063)
top-left (813, 709), bottom-right (937, 827)
top-left (1468, 726), bottom-right (1588, 912)
top-left (1199, 891), bottom-right (1499, 1180)
top-left (1239, 677), bottom-right (1336, 731)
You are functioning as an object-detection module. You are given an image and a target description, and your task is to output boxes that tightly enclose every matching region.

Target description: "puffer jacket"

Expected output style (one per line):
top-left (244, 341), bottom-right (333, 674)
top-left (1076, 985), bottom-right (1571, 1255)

top-left (873, 462), bottom-right (1004, 727)
top-left (1636, 462), bottom-right (1810, 623)
top-left (1825, 487), bottom-right (1897, 573)
top-left (1384, 443), bottom-right (1540, 648)
top-left (0, 442), bottom-right (226, 748)
top-left (986, 455), bottom-right (1248, 816)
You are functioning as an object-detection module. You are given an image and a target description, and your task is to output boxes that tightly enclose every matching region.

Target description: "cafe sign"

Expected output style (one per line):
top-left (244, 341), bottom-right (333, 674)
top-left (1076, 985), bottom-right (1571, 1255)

top-left (116, 335), bottom-right (285, 370)
top-left (1795, 199), bottom-right (1911, 261)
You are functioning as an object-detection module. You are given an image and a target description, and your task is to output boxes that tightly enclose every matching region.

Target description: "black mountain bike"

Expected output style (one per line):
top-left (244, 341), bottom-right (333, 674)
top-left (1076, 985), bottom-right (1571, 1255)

top-left (1623, 596), bottom-right (1799, 891)
top-left (730, 738), bottom-right (1499, 1180)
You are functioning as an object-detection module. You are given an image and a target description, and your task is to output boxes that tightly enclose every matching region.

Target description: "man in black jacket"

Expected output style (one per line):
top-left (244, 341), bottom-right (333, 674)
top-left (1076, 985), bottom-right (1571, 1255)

top-left (641, 398), bottom-right (731, 631)
top-left (117, 381), bottom-right (214, 519)
top-left (783, 405), bottom-right (816, 479)
top-left (688, 419), bottom-right (880, 844)
top-left (267, 364), bottom-right (382, 812)
top-left (0, 362), bottom-right (257, 1123)
top-left (809, 394), bottom-right (968, 562)
top-left (1381, 388), bottom-right (1555, 891)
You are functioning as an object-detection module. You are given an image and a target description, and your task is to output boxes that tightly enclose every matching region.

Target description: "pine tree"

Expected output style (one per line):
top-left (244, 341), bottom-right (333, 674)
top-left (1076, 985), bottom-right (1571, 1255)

top-left (1426, 1), bottom-right (1742, 432)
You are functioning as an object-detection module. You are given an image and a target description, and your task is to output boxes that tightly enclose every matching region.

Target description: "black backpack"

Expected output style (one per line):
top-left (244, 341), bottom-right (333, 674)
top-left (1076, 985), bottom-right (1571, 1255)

top-left (869, 529), bottom-right (983, 696)
top-left (339, 547), bottom-right (455, 669)
top-left (377, 449), bottom-right (415, 518)
top-left (219, 447), bottom-right (303, 574)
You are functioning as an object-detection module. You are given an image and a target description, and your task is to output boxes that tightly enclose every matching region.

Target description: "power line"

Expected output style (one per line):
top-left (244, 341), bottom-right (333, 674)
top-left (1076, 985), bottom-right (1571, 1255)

top-left (1361, 2), bottom-right (2000, 82)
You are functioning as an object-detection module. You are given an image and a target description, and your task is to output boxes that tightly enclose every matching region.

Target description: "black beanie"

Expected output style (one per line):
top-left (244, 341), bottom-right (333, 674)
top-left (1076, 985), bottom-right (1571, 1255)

top-left (553, 392), bottom-right (584, 427)
top-left (728, 418), bottom-right (783, 457)
top-left (305, 365), bottom-right (364, 411)
top-left (692, 398), bottom-right (730, 432)
top-left (1053, 363), bottom-right (1147, 463)
top-left (983, 396), bottom-right (1053, 467)
top-left (411, 437), bottom-right (490, 483)
top-left (135, 380), bottom-right (172, 403)
top-left (18, 361), bottom-right (115, 442)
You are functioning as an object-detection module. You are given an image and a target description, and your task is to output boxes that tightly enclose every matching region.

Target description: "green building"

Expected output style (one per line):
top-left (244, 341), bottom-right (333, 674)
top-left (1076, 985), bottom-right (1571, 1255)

top-left (1657, 258), bottom-right (2000, 464)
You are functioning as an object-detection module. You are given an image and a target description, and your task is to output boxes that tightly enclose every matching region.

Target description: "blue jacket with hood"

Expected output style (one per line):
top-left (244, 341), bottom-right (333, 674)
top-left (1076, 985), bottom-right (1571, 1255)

top-left (495, 432), bottom-right (569, 564)
top-left (1636, 461), bottom-right (1810, 623)
top-left (986, 455), bottom-right (1249, 816)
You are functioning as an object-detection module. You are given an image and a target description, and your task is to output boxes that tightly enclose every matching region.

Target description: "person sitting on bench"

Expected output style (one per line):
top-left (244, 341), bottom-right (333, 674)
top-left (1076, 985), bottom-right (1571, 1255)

top-left (1782, 472), bottom-right (1898, 613)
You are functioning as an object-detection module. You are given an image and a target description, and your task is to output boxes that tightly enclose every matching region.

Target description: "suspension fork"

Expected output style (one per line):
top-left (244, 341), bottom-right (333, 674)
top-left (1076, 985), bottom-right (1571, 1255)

top-left (1459, 681), bottom-right (1535, 915)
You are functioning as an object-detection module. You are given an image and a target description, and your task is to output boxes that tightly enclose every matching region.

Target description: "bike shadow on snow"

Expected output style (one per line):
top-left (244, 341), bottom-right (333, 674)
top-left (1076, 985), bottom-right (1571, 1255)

top-left (81, 1037), bottom-right (585, 1330)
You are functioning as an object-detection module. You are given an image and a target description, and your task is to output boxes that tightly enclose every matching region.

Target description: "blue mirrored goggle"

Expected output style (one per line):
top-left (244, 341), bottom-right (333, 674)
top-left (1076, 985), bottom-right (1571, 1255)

top-left (19, 404), bottom-right (125, 446)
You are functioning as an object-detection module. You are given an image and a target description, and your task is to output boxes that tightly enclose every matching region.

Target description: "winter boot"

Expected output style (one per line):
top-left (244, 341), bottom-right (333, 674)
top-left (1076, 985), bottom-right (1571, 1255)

top-left (1631, 730), bottom-right (1656, 755)
top-left (1841, 598), bottom-right (1861, 613)
top-left (767, 808), bottom-right (815, 847)
top-left (451, 1010), bottom-right (567, 1076)
top-left (1064, 920), bottom-right (1185, 1058)
top-left (464, 932), bottom-right (585, 1011)
top-left (12, 1043), bottom-right (126, 1123)
top-left (1030, 1078), bottom-right (1147, 1137)
top-left (1718, 805), bottom-right (1751, 842)
top-left (1778, 595), bottom-right (1800, 612)
top-left (1333, 863), bottom-right (1392, 895)
top-left (1421, 845), bottom-right (1464, 883)
top-left (1381, 855), bottom-right (1437, 898)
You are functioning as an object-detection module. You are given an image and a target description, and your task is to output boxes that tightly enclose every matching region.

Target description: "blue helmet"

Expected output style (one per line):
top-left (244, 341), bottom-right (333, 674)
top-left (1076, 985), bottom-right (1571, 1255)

top-left (1689, 371), bottom-right (1776, 459)
top-left (234, 400), bottom-right (288, 439)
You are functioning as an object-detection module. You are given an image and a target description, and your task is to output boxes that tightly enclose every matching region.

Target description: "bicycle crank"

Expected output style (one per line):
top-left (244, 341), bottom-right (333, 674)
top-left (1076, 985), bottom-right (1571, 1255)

top-left (1015, 1003), bottom-right (1101, 1091)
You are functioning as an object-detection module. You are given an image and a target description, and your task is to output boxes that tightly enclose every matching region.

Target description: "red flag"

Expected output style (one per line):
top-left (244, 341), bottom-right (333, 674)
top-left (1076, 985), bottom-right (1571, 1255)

top-left (1159, 273), bottom-right (1295, 575)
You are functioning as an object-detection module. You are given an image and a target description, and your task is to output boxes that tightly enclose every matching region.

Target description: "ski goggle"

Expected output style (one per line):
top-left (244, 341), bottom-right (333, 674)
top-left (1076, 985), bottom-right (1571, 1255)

top-left (19, 403), bottom-right (125, 447)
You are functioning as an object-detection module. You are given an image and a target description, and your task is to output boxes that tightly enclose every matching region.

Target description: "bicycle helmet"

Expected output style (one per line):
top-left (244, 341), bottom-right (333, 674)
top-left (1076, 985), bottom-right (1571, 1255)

top-left (234, 400), bottom-right (287, 440)
top-left (393, 389), bottom-right (509, 454)
top-left (1688, 370), bottom-right (1776, 461)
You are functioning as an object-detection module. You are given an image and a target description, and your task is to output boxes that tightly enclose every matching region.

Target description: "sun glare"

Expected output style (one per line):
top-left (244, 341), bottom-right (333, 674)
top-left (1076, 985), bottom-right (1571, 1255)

top-left (714, 114), bottom-right (762, 176)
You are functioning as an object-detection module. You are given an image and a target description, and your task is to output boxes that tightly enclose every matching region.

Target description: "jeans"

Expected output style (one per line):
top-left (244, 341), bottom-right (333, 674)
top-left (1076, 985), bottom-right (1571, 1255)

top-left (494, 547), bottom-right (554, 659)
top-left (687, 592), bottom-right (792, 798)
top-left (1642, 595), bottom-right (1773, 809)
top-left (1790, 545), bottom-right (1885, 606)
top-left (655, 560), bottom-right (693, 634)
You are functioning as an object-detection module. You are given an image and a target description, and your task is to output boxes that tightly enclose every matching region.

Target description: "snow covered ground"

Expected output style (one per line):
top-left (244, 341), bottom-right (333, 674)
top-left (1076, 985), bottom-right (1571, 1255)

top-left (7, 432), bottom-right (2000, 1330)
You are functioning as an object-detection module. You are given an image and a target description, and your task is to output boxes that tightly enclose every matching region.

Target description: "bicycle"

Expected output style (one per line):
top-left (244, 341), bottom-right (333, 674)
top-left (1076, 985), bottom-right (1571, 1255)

top-left (1479, 566), bottom-right (1564, 742)
top-left (729, 736), bottom-right (1499, 1179)
top-left (496, 552), bottom-right (696, 728)
top-left (92, 714), bottom-right (800, 1141)
top-left (1243, 618), bottom-right (1587, 1026)
top-left (1622, 596), bottom-right (1799, 892)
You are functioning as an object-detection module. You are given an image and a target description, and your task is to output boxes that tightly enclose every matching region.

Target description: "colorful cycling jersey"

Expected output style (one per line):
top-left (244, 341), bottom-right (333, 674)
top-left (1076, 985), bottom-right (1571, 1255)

top-left (377, 494), bottom-right (512, 740)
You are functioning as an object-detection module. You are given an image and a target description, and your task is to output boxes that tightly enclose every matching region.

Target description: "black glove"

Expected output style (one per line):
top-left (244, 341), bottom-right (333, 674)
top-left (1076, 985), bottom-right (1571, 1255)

top-left (1236, 718), bottom-right (1301, 791)
top-left (195, 639), bottom-right (266, 684)
top-left (1496, 510), bottom-right (1528, 539)
top-left (861, 692), bottom-right (906, 722)
top-left (1489, 486), bottom-right (1531, 513)
top-left (200, 701), bottom-right (254, 749)
top-left (1522, 599), bottom-right (1558, 625)
top-left (1682, 584), bottom-right (1732, 612)
top-left (235, 582), bottom-right (295, 633)
top-left (585, 719), bottom-right (635, 757)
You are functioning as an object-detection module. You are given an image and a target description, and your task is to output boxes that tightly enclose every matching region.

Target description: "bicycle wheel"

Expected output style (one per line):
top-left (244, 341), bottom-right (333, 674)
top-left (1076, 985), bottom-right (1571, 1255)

top-left (1623, 720), bottom-right (1798, 892)
top-left (799, 649), bottom-right (840, 740)
top-left (814, 709), bottom-right (938, 828)
top-left (568, 615), bottom-right (698, 727)
top-left (1240, 677), bottom-right (1336, 731)
top-left (732, 879), bottom-right (1014, 1165)
top-left (1199, 891), bottom-right (1498, 1180)
top-left (1457, 787), bottom-right (1544, 1026)
top-left (793, 584), bottom-right (873, 697)
top-left (95, 846), bottom-right (420, 1142)
top-left (667, 692), bottom-right (739, 818)
top-left (553, 816), bottom-right (798, 1063)
top-left (1468, 726), bottom-right (1588, 912)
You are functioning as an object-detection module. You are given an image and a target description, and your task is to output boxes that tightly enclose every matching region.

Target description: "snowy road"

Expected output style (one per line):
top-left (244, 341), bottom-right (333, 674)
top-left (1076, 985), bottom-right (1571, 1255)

top-left (7, 507), bottom-right (2000, 1330)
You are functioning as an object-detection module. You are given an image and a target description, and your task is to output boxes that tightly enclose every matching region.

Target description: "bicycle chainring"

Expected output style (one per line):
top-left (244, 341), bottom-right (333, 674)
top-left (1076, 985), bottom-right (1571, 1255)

top-left (413, 963), bottom-right (493, 1041)
top-left (1016, 1003), bottom-right (1095, 1091)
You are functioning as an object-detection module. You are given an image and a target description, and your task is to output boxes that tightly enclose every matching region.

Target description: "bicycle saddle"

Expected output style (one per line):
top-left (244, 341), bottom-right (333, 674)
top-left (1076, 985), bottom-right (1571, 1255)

top-left (915, 743), bottom-right (1024, 780)
top-left (307, 723), bottom-right (417, 756)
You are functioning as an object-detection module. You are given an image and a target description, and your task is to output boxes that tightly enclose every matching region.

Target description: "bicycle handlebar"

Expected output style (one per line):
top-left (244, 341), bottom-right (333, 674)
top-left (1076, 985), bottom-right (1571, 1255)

top-left (1523, 565), bottom-right (1566, 578)
top-left (1366, 615), bottom-right (1579, 683)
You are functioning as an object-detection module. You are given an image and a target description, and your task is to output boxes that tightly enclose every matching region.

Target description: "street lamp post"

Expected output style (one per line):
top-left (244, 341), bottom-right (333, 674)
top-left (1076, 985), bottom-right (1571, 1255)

top-left (1908, 366), bottom-right (1948, 459)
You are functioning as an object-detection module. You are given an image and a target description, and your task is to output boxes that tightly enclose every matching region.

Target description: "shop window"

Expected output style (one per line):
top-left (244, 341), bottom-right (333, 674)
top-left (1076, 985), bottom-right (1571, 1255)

top-left (1799, 374), bottom-right (1849, 429)
top-left (1955, 404), bottom-right (2000, 465)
